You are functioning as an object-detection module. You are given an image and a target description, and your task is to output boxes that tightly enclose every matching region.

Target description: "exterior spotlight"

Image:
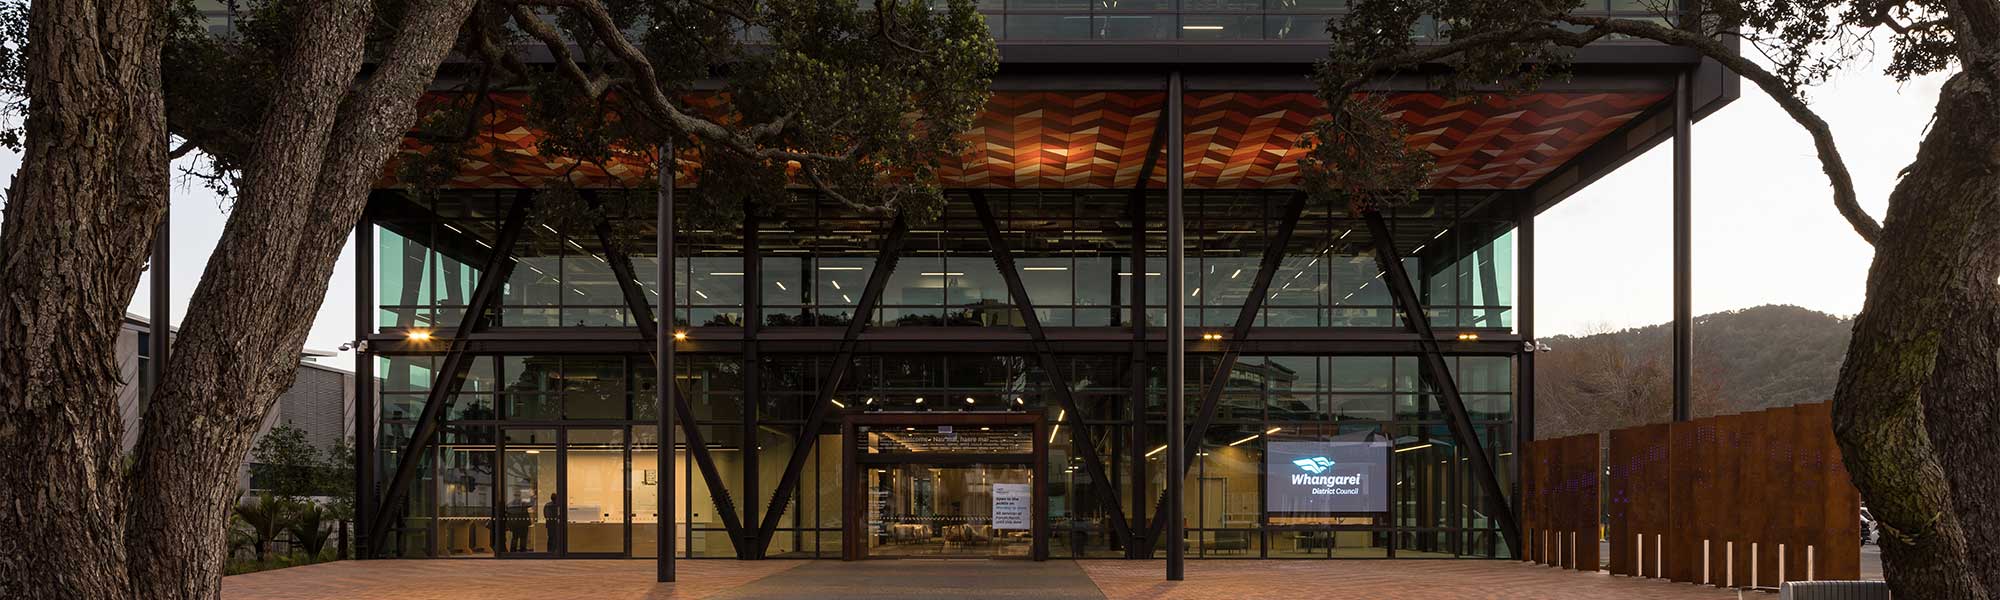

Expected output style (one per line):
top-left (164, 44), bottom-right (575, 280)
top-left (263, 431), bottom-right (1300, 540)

top-left (672, 331), bottom-right (688, 341)
top-left (407, 330), bottom-right (433, 342)
top-left (1455, 332), bottom-right (1479, 342)
top-left (964, 397), bottom-right (976, 404)
top-left (914, 397), bottom-right (925, 404)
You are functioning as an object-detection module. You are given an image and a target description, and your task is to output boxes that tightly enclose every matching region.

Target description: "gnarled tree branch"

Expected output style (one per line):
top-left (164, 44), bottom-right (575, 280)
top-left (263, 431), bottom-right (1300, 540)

top-left (1324, 13), bottom-right (1882, 246)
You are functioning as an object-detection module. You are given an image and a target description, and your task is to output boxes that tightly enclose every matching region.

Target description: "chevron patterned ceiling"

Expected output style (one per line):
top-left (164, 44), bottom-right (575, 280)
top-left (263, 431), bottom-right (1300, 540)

top-left (377, 90), bottom-right (1664, 191)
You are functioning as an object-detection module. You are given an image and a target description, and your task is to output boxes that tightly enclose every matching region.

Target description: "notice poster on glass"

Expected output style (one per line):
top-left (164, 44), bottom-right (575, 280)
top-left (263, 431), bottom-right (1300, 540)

top-left (1265, 439), bottom-right (1391, 514)
top-left (991, 483), bottom-right (1030, 529)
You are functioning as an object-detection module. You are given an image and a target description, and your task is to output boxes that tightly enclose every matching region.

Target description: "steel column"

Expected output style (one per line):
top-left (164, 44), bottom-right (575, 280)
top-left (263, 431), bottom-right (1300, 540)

top-left (751, 216), bottom-right (911, 553)
top-left (366, 191), bottom-right (535, 552)
top-left (741, 210), bottom-right (762, 557)
top-left (149, 207), bottom-right (170, 397)
top-left (1516, 195), bottom-right (1535, 527)
top-left (969, 191), bottom-right (1136, 550)
top-left (354, 208), bottom-right (375, 559)
top-left (1164, 69), bottom-right (1185, 581)
top-left (1144, 191), bottom-right (1307, 549)
top-left (657, 144), bottom-right (676, 581)
top-left (1672, 70), bottom-right (1693, 423)
top-left (1361, 208), bottom-right (1522, 558)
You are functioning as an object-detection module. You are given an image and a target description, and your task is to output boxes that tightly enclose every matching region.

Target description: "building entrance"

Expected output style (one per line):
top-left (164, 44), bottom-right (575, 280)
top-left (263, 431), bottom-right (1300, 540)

top-left (842, 413), bottom-right (1048, 560)
top-left (865, 463), bottom-right (1036, 558)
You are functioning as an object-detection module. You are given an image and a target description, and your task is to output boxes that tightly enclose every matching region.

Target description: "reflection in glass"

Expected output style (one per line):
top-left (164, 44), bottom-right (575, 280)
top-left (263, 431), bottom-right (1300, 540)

top-left (501, 428), bottom-right (558, 554)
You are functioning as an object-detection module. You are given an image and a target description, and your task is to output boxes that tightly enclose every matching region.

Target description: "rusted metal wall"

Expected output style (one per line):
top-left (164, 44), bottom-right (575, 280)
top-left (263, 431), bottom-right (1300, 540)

top-left (1527, 402), bottom-right (1860, 588)
top-left (1523, 433), bottom-right (1597, 571)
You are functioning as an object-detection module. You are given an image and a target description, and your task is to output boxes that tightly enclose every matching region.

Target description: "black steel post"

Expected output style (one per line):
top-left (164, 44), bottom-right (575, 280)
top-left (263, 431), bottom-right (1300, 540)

top-left (149, 207), bottom-right (170, 395)
top-left (1672, 70), bottom-right (1693, 423)
top-left (741, 209), bottom-right (762, 558)
top-left (1516, 195), bottom-right (1535, 531)
top-left (658, 143), bottom-right (676, 581)
top-left (1164, 69), bottom-right (1185, 581)
top-left (354, 207), bottom-right (375, 560)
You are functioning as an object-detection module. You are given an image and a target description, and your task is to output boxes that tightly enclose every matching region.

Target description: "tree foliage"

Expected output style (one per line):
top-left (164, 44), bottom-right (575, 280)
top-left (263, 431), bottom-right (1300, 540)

top-left (143, 0), bottom-right (998, 224)
top-left (247, 423), bottom-right (323, 501)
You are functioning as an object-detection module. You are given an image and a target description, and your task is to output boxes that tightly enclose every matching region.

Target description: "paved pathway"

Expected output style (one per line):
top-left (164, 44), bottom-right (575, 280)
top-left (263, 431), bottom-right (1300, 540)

top-left (224, 558), bottom-right (1744, 599)
top-left (222, 559), bottom-right (803, 600)
top-left (1080, 560), bottom-right (1739, 599)
top-left (714, 560), bottom-right (1102, 599)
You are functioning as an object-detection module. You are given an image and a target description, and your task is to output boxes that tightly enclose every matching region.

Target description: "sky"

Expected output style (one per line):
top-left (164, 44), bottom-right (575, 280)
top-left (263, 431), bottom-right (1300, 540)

top-left (0, 54), bottom-right (1942, 372)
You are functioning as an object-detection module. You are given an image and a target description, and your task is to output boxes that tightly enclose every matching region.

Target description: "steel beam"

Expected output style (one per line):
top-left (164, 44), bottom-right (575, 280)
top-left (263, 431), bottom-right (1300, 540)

top-left (1165, 69), bottom-right (1185, 581)
top-left (1145, 191), bottom-right (1307, 549)
top-left (581, 188), bottom-right (753, 559)
top-left (1672, 70), bottom-right (1693, 423)
top-left (751, 215), bottom-right (911, 554)
top-left (1127, 92), bottom-right (1169, 557)
top-left (1361, 208), bottom-right (1522, 558)
top-left (969, 191), bottom-right (1137, 551)
top-left (366, 191), bottom-right (534, 553)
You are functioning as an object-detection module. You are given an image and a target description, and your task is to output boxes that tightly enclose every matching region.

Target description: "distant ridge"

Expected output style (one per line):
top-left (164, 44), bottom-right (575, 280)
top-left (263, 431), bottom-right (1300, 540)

top-left (1534, 304), bottom-right (1852, 439)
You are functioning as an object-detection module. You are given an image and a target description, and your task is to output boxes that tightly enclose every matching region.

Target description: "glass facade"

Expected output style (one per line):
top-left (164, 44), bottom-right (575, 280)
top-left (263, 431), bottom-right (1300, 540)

top-left (374, 190), bottom-right (1514, 332)
top-left (366, 190), bottom-right (1521, 561)
top-left (374, 352), bottom-right (1513, 559)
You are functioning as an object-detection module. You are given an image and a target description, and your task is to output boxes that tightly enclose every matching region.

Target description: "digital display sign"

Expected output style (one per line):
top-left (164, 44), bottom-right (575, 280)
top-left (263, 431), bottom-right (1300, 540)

top-left (1265, 439), bottom-right (1391, 514)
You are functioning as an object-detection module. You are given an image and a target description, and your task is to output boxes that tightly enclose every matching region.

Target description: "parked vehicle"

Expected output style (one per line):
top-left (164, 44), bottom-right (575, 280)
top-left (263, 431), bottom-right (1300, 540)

top-left (1859, 507), bottom-right (1876, 545)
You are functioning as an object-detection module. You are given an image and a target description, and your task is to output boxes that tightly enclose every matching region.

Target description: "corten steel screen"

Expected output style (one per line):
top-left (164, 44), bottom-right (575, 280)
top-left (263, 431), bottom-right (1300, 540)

top-left (1265, 440), bottom-right (1390, 514)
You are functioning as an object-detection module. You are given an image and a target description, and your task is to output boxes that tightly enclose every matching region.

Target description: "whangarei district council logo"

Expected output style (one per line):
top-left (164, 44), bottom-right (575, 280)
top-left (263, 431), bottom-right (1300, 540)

top-left (1292, 456), bottom-right (1335, 475)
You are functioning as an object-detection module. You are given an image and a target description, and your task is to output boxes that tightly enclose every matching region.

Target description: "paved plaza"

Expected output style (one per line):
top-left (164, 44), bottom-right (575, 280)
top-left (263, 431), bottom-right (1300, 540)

top-left (224, 558), bottom-right (1750, 599)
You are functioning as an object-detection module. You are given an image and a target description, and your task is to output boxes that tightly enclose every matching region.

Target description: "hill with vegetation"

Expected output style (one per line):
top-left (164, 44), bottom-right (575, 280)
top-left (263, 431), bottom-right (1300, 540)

top-left (1534, 304), bottom-right (1853, 439)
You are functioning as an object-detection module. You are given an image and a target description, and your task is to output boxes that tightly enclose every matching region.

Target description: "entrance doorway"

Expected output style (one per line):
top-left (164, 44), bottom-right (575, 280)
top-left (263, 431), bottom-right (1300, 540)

top-left (866, 463), bottom-right (1036, 558)
top-left (495, 427), bottom-right (630, 557)
top-left (842, 413), bottom-right (1048, 560)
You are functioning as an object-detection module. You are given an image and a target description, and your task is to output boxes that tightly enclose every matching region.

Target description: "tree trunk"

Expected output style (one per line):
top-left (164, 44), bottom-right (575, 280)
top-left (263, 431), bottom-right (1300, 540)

top-left (122, 3), bottom-right (374, 596)
top-left (1833, 70), bottom-right (2000, 600)
top-left (1919, 114), bottom-right (2000, 595)
top-left (122, 1), bottom-right (477, 596)
top-left (0, 0), bottom-right (168, 597)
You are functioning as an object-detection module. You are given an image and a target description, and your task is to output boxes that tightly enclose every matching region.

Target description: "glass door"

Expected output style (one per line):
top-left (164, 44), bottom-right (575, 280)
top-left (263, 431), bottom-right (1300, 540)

top-left (865, 463), bottom-right (1034, 558)
top-left (498, 427), bottom-right (630, 557)
top-left (499, 428), bottom-right (558, 556)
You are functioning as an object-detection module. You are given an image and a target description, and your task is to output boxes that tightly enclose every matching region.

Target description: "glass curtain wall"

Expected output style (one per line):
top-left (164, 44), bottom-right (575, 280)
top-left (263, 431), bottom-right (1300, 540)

top-left (367, 189), bottom-right (1519, 560)
top-left (375, 190), bottom-right (1514, 333)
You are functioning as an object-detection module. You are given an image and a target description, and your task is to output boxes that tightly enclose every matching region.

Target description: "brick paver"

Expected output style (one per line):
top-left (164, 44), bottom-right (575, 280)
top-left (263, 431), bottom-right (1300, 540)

top-left (225, 558), bottom-right (1743, 599)
top-left (222, 559), bottom-right (803, 600)
top-left (1079, 560), bottom-right (1741, 599)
